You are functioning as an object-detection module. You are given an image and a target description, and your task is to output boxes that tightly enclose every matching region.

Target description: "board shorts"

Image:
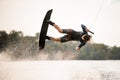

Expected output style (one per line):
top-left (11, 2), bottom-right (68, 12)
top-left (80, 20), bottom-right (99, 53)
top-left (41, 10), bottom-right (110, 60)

top-left (60, 29), bottom-right (74, 42)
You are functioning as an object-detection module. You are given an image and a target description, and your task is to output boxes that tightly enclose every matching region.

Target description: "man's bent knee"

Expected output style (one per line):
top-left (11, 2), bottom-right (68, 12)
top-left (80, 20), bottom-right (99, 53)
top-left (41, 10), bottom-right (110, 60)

top-left (58, 29), bottom-right (63, 33)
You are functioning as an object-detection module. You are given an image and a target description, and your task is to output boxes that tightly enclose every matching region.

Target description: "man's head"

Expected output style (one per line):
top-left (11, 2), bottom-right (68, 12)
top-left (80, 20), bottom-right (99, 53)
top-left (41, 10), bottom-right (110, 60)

top-left (82, 34), bottom-right (91, 41)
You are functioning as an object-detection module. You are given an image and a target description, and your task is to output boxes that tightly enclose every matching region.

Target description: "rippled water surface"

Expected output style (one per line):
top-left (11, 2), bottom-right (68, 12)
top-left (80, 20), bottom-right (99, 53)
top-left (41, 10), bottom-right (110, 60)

top-left (0, 61), bottom-right (120, 80)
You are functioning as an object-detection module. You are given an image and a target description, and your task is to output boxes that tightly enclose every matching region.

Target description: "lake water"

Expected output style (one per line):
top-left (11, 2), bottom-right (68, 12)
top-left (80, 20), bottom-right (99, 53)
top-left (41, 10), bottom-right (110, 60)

top-left (0, 61), bottom-right (120, 80)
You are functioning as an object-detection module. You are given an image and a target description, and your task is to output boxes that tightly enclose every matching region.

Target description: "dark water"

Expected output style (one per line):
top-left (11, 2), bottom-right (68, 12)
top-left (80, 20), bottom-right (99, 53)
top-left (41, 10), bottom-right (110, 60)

top-left (0, 61), bottom-right (120, 80)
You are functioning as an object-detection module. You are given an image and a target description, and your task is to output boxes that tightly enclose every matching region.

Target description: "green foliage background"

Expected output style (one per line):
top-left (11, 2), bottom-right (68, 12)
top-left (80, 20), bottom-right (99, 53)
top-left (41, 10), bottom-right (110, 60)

top-left (0, 30), bottom-right (120, 60)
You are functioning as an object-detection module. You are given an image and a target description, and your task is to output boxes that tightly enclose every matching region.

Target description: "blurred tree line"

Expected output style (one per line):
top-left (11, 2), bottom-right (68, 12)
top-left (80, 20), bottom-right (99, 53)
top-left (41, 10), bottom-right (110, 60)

top-left (0, 30), bottom-right (22, 51)
top-left (0, 30), bottom-right (120, 60)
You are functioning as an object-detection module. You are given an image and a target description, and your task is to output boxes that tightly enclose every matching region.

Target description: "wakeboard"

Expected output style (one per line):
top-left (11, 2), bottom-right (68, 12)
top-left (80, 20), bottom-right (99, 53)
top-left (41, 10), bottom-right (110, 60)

top-left (39, 9), bottom-right (53, 50)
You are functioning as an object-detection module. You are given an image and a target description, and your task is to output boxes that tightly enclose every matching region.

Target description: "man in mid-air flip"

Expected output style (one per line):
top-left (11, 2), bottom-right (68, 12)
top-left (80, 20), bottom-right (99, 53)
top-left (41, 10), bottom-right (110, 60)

top-left (46, 20), bottom-right (94, 50)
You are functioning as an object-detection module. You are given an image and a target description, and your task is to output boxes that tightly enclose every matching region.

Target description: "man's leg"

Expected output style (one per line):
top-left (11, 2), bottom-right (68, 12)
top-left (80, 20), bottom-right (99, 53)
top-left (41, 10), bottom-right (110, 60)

top-left (46, 35), bottom-right (70, 42)
top-left (52, 23), bottom-right (74, 34)
top-left (50, 37), bottom-right (61, 41)
top-left (47, 20), bottom-right (63, 33)
top-left (53, 24), bottom-right (63, 33)
top-left (47, 20), bottom-right (74, 34)
top-left (46, 20), bottom-right (72, 42)
top-left (46, 36), bottom-right (61, 42)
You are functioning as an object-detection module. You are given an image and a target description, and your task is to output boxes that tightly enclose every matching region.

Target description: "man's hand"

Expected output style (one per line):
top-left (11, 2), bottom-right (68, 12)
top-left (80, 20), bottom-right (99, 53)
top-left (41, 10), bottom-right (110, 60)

top-left (75, 47), bottom-right (80, 50)
top-left (86, 28), bottom-right (94, 34)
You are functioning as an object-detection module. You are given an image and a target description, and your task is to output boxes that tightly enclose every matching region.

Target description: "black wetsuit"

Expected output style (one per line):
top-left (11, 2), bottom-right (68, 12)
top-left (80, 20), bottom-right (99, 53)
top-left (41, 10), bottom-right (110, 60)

top-left (60, 24), bottom-right (88, 48)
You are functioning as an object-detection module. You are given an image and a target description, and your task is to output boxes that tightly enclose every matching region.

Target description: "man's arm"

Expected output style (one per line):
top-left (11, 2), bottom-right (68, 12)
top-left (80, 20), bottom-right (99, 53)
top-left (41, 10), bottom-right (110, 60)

top-left (81, 24), bottom-right (88, 34)
top-left (81, 24), bottom-right (94, 34)
top-left (76, 42), bottom-right (86, 50)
